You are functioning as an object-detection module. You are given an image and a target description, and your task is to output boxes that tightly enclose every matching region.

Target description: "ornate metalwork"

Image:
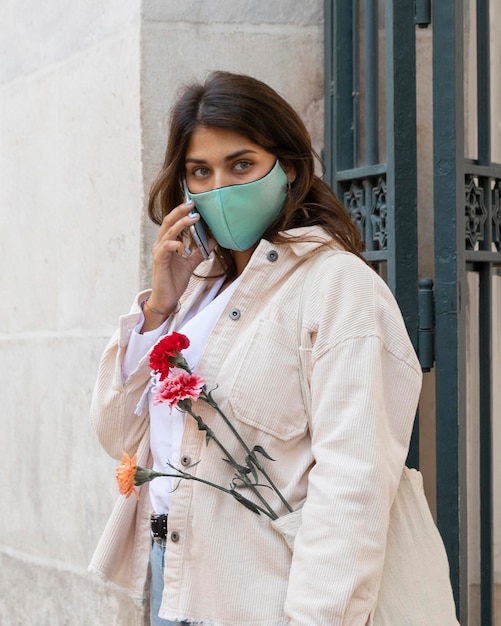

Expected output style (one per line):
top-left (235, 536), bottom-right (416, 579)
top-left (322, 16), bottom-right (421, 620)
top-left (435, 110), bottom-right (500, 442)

top-left (465, 176), bottom-right (487, 249)
top-left (493, 180), bottom-right (501, 251)
top-left (370, 177), bottom-right (388, 250)
top-left (344, 182), bottom-right (365, 238)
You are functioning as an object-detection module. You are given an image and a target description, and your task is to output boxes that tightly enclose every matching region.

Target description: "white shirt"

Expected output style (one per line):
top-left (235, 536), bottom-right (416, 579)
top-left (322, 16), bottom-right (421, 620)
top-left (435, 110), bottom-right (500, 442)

top-left (122, 277), bottom-right (240, 514)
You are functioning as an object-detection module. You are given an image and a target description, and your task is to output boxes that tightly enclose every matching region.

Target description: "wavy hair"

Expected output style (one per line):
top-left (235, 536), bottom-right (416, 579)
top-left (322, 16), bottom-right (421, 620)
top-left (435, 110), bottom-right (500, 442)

top-left (148, 71), bottom-right (364, 275)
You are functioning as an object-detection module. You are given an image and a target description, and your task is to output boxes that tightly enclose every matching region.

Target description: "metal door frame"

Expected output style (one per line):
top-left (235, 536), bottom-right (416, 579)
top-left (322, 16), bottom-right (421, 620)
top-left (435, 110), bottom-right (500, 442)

top-left (325, 1), bottom-right (500, 623)
top-left (433, 2), bottom-right (500, 623)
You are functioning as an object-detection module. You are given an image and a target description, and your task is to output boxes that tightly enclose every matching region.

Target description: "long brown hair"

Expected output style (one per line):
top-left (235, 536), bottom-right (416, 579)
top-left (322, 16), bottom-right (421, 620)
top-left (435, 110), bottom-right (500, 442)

top-left (148, 71), bottom-right (364, 275)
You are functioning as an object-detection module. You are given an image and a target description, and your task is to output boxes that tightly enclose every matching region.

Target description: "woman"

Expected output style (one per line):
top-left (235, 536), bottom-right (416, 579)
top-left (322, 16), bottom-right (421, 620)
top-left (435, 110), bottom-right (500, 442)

top-left (89, 71), bottom-right (422, 625)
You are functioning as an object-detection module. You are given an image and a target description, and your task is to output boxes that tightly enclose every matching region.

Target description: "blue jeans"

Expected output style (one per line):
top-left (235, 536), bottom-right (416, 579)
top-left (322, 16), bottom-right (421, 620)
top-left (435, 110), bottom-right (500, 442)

top-left (150, 539), bottom-right (191, 626)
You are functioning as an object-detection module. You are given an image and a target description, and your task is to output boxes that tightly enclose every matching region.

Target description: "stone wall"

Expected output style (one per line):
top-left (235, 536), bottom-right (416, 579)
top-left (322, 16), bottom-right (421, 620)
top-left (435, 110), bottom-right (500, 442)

top-left (0, 1), bottom-right (324, 624)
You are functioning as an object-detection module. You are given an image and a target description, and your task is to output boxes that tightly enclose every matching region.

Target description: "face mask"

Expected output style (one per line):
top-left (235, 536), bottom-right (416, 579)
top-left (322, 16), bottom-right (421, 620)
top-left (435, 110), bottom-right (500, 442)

top-left (187, 160), bottom-right (288, 251)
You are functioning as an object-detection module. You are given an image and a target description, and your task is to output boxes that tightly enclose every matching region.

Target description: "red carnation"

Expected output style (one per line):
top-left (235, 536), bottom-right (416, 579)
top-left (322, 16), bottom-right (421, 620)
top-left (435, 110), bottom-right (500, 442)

top-left (153, 371), bottom-right (205, 410)
top-left (149, 332), bottom-right (191, 379)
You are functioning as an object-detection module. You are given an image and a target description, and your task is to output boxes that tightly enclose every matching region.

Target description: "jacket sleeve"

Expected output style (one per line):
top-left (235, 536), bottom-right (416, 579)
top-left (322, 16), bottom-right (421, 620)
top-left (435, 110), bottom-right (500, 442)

top-left (284, 253), bottom-right (423, 625)
top-left (89, 291), bottom-right (154, 460)
top-left (89, 269), bottom-right (208, 461)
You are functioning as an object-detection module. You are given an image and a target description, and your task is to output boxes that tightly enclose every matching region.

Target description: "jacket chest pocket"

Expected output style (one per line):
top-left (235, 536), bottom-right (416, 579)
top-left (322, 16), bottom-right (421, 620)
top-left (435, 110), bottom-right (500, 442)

top-left (228, 319), bottom-right (308, 441)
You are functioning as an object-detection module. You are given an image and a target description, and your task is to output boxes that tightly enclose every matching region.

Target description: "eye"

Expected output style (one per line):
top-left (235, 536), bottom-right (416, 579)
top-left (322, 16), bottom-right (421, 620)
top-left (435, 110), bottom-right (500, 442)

top-left (233, 160), bottom-right (253, 172)
top-left (191, 166), bottom-right (211, 178)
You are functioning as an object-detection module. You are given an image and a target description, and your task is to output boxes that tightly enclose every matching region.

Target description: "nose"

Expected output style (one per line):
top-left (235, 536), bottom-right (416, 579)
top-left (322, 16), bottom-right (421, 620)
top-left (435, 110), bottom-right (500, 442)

top-left (212, 170), bottom-right (232, 191)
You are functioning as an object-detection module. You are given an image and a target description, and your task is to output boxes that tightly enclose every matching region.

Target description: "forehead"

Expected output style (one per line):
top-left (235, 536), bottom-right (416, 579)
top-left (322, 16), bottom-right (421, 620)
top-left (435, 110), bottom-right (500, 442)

top-left (185, 126), bottom-right (267, 159)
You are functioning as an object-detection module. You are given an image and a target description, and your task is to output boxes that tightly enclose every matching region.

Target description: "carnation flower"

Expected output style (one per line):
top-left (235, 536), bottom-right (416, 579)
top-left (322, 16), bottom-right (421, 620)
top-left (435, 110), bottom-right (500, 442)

top-left (116, 451), bottom-right (139, 500)
top-left (117, 331), bottom-right (292, 519)
top-left (116, 454), bottom-right (183, 495)
top-left (149, 332), bottom-right (191, 379)
top-left (153, 371), bottom-right (205, 410)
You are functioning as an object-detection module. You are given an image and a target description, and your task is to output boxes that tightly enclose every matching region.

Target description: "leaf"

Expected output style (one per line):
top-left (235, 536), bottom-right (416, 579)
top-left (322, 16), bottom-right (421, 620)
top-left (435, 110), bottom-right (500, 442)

top-left (230, 490), bottom-right (262, 515)
top-left (205, 386), bottom-right (220, 406)
top-left (252, 445), bottom-right (276, 462)
top-left (222, 458), bottom-right (251, 475)
top-left (231, 476), bottom-right (247, 489)
top-left (196, 420), bottom-right (208, 432)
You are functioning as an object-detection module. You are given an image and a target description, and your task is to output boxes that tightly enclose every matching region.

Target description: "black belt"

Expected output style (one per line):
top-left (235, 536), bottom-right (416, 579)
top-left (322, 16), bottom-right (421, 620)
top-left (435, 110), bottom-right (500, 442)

top-left (151, 513), bottom-right (168, 539)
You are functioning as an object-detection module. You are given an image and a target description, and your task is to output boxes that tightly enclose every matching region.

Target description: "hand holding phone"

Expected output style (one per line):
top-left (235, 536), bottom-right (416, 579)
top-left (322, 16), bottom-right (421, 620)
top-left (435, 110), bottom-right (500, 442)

top-left (184, 182), bottom-right (210, 259)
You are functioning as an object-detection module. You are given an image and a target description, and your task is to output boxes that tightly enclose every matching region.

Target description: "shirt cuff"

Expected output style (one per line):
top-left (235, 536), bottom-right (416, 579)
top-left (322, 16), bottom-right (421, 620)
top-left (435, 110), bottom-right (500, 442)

top-left (122, 311), bottom-right (170, 381)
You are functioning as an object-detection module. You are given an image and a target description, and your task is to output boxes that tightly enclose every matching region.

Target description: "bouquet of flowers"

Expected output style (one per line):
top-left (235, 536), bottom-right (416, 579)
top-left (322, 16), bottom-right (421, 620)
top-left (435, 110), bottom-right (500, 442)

top-left (116, 332), bottom-right (292, 520)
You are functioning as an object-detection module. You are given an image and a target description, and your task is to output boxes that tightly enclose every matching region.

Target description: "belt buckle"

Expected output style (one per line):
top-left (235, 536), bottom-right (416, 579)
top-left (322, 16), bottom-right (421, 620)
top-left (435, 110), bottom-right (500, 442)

top-left (151, 513), bottom-right (168, 540)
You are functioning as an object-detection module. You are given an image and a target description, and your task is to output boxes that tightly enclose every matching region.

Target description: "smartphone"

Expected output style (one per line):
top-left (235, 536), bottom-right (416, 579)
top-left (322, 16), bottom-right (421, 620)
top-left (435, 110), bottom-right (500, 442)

top-left (184, 181), bottom-right (210, 259)
top-left (190, 214), bottom-right (210, 259)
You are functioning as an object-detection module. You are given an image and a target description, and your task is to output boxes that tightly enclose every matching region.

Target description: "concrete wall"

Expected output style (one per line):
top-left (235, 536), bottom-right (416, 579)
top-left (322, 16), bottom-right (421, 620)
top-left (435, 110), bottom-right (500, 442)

top-left (0, 1), bottom-right (324, 624)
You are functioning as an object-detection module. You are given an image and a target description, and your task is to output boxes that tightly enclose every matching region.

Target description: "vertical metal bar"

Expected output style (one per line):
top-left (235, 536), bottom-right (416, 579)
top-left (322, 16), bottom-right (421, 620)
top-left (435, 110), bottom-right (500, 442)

top-left (476, 0), bottom-right (490, 166)
top-left (324, 0), bottom-right (355, 188)
top-left (477, 3), bottom-right (494, 621)
top-left (324, 0), bottom-right (334, 184)
top-left (385, 0), bottom-right (419, 467)
top-left (479, 266), bottom-right (494, 626)
top-left (353, 2), bottom-right (359, 169)
top-left (365, 0), bottom-right (378, 165)
top-left (384, 0), bottom-right (418, 341)
top-left (418, 278), bottom-right (435, 372)
top-left (415, 0), bottom-right (432, 27)
top-left (432, 1), bottom-right (467, 621)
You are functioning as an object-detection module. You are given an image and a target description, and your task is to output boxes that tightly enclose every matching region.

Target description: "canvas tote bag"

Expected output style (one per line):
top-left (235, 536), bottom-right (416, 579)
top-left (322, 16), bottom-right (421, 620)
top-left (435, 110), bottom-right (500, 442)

top-left (272, 466), bottom-right (460, 625)
top-left (271, 255), bottom-right (460, 625)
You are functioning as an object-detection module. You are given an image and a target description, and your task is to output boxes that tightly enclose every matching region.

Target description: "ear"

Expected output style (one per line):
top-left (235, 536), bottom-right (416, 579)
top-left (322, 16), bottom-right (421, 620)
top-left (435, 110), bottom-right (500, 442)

top-left (279, 160), bottom-right (297, 185)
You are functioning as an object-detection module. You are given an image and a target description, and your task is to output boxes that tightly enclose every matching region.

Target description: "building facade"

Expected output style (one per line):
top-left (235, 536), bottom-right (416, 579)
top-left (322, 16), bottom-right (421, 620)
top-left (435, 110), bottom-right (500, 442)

top-left (0, 1), bottom-right (499, 624)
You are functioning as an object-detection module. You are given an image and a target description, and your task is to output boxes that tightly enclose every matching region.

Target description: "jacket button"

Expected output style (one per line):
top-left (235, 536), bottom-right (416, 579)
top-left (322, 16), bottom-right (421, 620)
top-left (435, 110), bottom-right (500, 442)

top-left (266, 250), bottom-right (278, 262)
top-left (170, 531), bottom-right (180, 542)
top-left (180, 455), bottom-right (191, 467)
top-left (229, 308), bottom-right (241, 320)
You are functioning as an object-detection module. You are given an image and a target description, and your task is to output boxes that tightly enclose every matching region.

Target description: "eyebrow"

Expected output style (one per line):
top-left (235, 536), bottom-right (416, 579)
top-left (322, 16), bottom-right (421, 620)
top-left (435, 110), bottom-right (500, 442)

top-left (185, 149), bottom-right (259, 165)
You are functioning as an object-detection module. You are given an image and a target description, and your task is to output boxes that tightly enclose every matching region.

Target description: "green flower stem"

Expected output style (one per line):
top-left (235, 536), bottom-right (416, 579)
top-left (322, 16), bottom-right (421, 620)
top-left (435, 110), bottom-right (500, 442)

top-left (172, 354), bottom-right (291, 518)
top-left (200, 390), bottom-right (293, 513)
top-left (135, 466), bottom-right (273, 518)
top-left (184, 406), bottom-right (278, 519)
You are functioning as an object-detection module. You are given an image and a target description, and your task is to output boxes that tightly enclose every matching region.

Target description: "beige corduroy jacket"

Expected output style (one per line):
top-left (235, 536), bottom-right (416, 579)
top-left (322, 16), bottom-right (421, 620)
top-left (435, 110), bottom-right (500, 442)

top-left (89, 227), bottom-right (422, 626)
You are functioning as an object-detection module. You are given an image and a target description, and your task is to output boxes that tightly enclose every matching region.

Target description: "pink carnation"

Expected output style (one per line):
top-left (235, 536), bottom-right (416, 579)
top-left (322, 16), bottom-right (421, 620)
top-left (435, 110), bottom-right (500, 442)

top-left (153, 371), bottom-right (205, 410)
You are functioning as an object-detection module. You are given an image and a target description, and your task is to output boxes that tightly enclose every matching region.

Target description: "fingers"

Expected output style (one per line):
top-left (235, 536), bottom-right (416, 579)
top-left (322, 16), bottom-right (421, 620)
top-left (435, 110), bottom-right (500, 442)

top-left (152, 237), bottom-right (191, 260)
top-left (158, 200), bottom-right (198, 241)
top-left (152, 201), bottom-right (200, 261)
top-left (148, 200), bottom-right (210, 315)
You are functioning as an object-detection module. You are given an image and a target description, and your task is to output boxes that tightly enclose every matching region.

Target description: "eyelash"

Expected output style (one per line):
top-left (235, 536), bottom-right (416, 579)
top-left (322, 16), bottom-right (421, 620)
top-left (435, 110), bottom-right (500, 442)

top-left (192, 166), bottom-right (210, 177)
top-left (234, 160), bottom-right (252, 171)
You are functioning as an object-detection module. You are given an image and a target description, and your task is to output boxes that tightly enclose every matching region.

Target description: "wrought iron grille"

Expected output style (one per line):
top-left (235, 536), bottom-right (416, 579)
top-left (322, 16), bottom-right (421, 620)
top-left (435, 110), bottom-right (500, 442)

top-left (325, 0), bottom-right (500, 623)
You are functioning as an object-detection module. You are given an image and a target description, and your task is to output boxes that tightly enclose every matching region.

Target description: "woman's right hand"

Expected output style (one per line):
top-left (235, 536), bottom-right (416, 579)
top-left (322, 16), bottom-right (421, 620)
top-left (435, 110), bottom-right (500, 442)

top-left (141, 200), bottom-right (214, 332)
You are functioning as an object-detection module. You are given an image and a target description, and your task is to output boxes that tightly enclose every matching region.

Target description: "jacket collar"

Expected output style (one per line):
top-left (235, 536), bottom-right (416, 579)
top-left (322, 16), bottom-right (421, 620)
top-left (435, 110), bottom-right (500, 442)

top-left (275, 226), bottom-right (333, 257)
top-left (195, 225), bottom-right (333, 278)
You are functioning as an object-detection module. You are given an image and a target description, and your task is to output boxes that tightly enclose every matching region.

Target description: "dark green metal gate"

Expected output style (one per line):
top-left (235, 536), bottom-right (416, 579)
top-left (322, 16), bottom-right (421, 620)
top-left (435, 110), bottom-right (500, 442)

top-left (324, 1), bottom-right (501, 624)
top-left (324, 0), bottom-right (420, 457)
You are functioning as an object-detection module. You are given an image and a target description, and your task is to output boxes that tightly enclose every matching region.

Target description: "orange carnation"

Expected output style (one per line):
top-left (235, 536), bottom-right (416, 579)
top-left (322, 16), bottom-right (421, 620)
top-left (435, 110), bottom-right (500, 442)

top-left (116, 451), bottom-right (139, 500)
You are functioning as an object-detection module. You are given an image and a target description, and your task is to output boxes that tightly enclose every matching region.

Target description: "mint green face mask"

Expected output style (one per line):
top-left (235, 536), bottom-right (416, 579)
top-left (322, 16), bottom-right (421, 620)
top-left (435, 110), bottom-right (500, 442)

top-left (187, 160), bottom-right (288, 251)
